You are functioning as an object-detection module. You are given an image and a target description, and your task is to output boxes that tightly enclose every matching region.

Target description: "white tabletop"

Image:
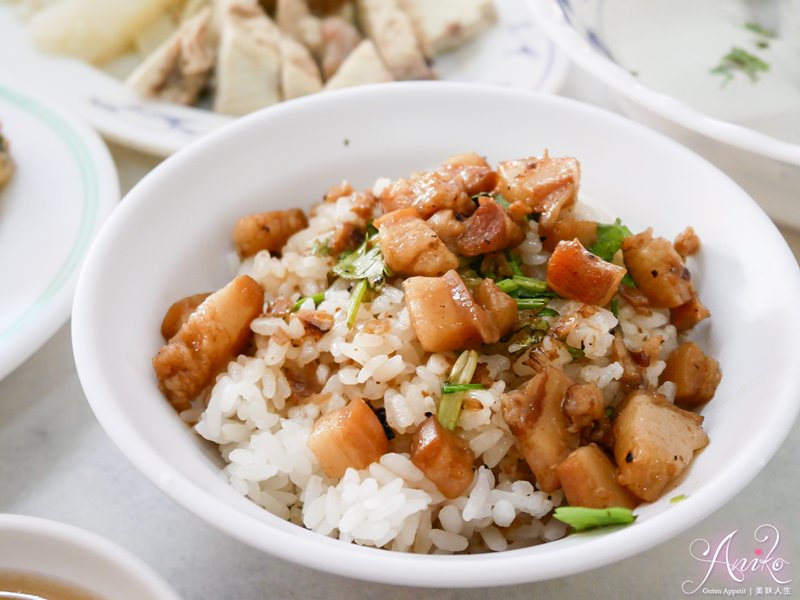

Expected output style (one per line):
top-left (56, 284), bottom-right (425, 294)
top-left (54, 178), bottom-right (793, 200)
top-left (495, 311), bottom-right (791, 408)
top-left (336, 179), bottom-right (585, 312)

top-left (1, 68), bottom-right (798, 600)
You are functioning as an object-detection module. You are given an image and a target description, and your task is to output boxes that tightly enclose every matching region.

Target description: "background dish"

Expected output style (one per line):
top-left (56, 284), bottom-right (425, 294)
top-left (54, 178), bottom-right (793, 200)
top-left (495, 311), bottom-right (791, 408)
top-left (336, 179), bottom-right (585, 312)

top-left (528, 0), bottom-right (800, 228)
top-left (0, 81), bottom-right (118, 381)
top-left (0, 1), bottom-right (568, 157)
top-left (72, 83), bottom-right (800, 587)
top-left (0, 514), bottom-right (181, 600)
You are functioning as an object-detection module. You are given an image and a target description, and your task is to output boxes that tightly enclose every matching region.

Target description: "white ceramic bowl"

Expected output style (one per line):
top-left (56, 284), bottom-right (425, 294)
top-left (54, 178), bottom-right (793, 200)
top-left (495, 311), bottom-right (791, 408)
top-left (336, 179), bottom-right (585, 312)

top-left (528, 0), bottom-right (800, 228)
top-left (0, 514), bottom-right (180, 599)
top-left (72, 82), bottom-right (800, 587)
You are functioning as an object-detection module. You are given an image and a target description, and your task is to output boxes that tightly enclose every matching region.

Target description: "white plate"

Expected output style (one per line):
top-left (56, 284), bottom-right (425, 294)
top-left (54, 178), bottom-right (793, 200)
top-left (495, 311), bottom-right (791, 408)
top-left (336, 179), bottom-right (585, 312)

top-left (0, 1), bottom-right (569, 157)
top-left (0, 82), bottom-right (118, 381)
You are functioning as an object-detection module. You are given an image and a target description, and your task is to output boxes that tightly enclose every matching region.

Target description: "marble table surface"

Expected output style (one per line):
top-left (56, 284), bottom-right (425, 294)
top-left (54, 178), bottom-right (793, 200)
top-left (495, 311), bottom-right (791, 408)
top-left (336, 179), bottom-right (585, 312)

top-left (1, 69), bottom-right (798, 600)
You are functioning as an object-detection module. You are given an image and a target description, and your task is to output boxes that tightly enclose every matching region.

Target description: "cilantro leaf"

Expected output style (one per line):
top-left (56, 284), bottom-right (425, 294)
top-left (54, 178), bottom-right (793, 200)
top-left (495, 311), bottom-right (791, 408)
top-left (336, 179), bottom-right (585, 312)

top-left (589, 218), bottom-right (632, 263)
top-left (332, 241), bottom-right (388, 287)
top-left (553, 506), bottom-right (636, 532)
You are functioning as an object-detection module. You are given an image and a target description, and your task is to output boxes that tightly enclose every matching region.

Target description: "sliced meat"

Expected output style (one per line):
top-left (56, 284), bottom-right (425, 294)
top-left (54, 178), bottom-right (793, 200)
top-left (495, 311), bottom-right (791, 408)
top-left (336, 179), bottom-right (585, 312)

top-left (455, 198), bottom-right (526, 256)
top-left (153, 275), bottom-right (264, 411)
top-left (546, 239), bottom-right (627, 307)
top-left (375, 208), bottom-right (458, 276)
top-left (160, 292), bottom-right (211, 340)
top-left (473, 278), bottom-right (517, 339)
top-left (495, 154), bottom-right (579, 228)
top-left (233, 208), bottom-right (308, 258)
top-left (323, 180), bottom-right (353, 203)
top-left (426, 209), bottom-right (466, 252)
top-left (126, 7), bottom-right (215, 105)
top-left (562, 382), bottom-right (604, 433)
top-left (357, 0), bottom-right (431, 80)
top-left (613, 390), bottom-right (708, 502)
top-left (403, 270), bottom-right (498, 352)
top-left (500, 365), bottom-right (577, 492)
top-left (214, 1), bottom-right (282, 116)
top-left (410, 416), bottom-right (475, 499)
top-left (540, 218), bottom-right (598, 252)
top-left (660, 342), bottom-right (722, 408)
top-left (556, 444), bottom-right (639, 509)
top-left (320, 15), bottom-right (361, 79)
top-left (622, 229), bottom-right (694, 308)
top-left (330, 221), bottom-right (365, 256)
top-left (670, 296), bottom-right (711, 332)
top-left (379, 169), bottom-right (475, 219)
top-left (307, 397), bottom-right (389, 477)
top-left (439, 153), bottom-right (498, 196)
top-left (674, 226), bottom-right (701, 258)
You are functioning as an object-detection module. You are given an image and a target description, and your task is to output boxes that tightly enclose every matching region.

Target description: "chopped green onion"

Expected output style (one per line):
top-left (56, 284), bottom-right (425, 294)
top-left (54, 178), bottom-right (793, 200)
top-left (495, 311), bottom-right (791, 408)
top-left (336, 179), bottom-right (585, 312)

top-left (589, 218), bottom-right (632, 263)
top-left (311, 238), bottom-right (331, 256)
top-left (744, 21), bottom-right (775, 39)
top-left (508, 331), bottom-right (544, 353)
top-left (610, 297), bottom-right (619, 318)
top-left (670, 494), bottom-right (688, 504)
top-left (553, 507), bottom-right (636, 532)
top-left (346, 280), bottom-right (367, 328)
top-left (621, 273), bottom-right (637, 288)
top-left (507, 252), bottom-right (524, 276)
top-left (438, 394), bottom-right (465, 430)
top-left (442, 383), bottom-right (485, 394)
top-left (495, 279), bottom-right (519, 294)
top-left (566, 345), bottom-right (585, 360)
top-left (448, 349), bottom-right (479, 385)
top-left (512, 275), bottom-right (547, 293)
top-left (291, 292), bottom-right (325, 312)
top-left (493, 194), bottom-right (511, 209)
top-left (711, 47), bottom-right (769, 85)
top-left (537, 307), bottom-right (559, 318)
top-left (605, 406), bottom-right (615, 419)
top-left (516, 298), bottom-right (549, 311)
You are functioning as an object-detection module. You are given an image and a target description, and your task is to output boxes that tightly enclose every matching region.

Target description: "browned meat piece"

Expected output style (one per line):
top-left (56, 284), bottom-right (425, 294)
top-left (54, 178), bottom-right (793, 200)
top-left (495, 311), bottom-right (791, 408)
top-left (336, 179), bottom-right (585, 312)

top-left (403, 270), bottom-right (498, 352)
top-left (540, 218), bottom-right (598, 252)
top-left (563, 382), bottom-right (604, 433)
top-left (307, 398), bottom-right (389, 477)
top-left (495, 153), bottom-right (579, 228)
top-left (350, 190), bottom-right (377, 219)
top-left (473, 278), bottom-right (517, 338)
top-left (426, 209), bottom-right (466, 251)
top-left (320, 16), bottom-right (361, 79)
top-left (160, 292), bottom-right (211, 340)
top-left (323, 180), bottom-right (353, 203)
top-left (546, 239), bottom-right (627, 307)
top-left (379, 169), bottom-right (476, 218)
top-left (439, 153), bottom-right (498, 196)
top-left (267, 297), bottom-right (294, 317)
top-left (670, 296), bottom-right (711, 332)
top-left (674, 226), bottom-right (701, 258)
top-left (618, 284), bottom-right (652, 315)
top-left (610, 332), bottom-right (646, 391)
top-left (501, 365), bottom-right (577, 492)
top-left (455, 198), bottom-right (526, 256)
top-left (233, 209), bottom-right (308, 258)
top-left (660, 342), bottom-right (722, 408)
top-left (557, 444), bottom-right (639, 509)
top-left (153, 275), bottom-right (264, 411)
top-left (613, 390), bottom-right (708, 502)
top-left (296, 310), bottom-right (334, 332)
top-left (375, 208), bottom-right (458, 276)
top-left (330, 221), bottom-right (365, 256)
top-left (622, 229), bottom-right (694, 308)
top-left (285, 362), bottom-right (323, 400)
top-left (410, 416), bottom-right (475, 499)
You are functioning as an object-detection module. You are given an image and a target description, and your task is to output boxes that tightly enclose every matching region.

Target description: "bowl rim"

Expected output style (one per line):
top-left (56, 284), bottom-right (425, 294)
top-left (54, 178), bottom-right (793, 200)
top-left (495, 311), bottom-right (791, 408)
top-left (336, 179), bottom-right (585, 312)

top-left (527, 0), bottom-right (800, 166)
top-left (0, 514), bottom-right (181, 599)
top-left (72, 81), bottom-right (800, 587)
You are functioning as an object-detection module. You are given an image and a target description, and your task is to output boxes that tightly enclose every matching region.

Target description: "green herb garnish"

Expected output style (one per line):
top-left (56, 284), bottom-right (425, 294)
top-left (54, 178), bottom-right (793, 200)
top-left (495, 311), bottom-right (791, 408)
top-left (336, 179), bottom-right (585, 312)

top-left (553, 507), bottom-right (636, 532)
top-left (537, 307), bottom-right (559, 318)
top-left (670, 494), bottom-right (688, 504)
top-left (346, 279), bottom-right (368, 328)
top-left (516, 297), bottom-right (550, 311)
top-left (589, 218), bottom-right (632, 263)
top-left (605, 406), bottom-right (615, 419)
top-left (512, 275), bottom-right (547, 294)
top-left (496, 279), bottom-right (518, 294)
top-left (311, 238), bottom-right (331, 256)
top-left (493, 193), bottom-right (511, 210)
top-left (291, 292), bottom-right (325, 312)
top-left (506, 252), bottom-right (524, 276)
top-left (744, 22), bottom-right (775, 39)
top-left (711, 47), bottom-right (770, 85)
top-left (566, 345), bottom-right (585, 360)
top-left (610, 297), bottom-right (619, 318)
top-left (333, 243), bottom-right (387, 287)
top-left (442, 383), bottom-right (485, 394)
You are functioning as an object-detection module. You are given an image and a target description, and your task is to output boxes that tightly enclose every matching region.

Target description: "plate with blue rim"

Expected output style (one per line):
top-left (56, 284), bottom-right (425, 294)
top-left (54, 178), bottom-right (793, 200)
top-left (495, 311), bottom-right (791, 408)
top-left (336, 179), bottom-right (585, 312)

top-left (0, 81), bottom-right (119, 380)
top-left (0, 0), bottom-right (568, 158)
